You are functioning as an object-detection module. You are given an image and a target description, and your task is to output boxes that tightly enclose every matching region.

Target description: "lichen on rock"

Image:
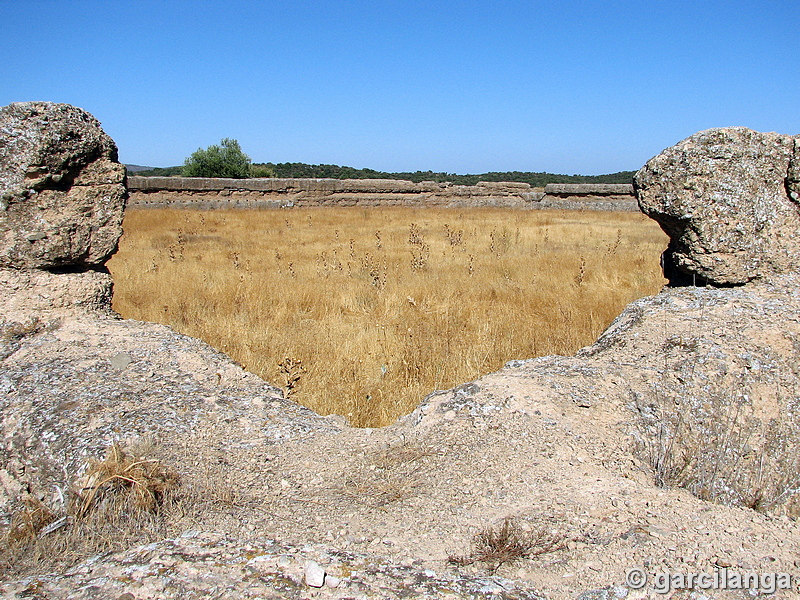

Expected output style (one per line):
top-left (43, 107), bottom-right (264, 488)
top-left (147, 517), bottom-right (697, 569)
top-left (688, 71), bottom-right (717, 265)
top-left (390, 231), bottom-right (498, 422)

top-left (634, 127), bottom-right (800, 286)
top-left (0, 101), bottom-right (127, 270)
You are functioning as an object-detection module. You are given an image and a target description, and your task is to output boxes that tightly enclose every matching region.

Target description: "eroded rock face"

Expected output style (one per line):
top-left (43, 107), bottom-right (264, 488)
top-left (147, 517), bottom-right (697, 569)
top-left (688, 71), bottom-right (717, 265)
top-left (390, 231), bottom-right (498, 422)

top-left (0, 102), bottom-right (127, 269)
top-left (634, 127), bottom-right (799, 286)
top-left (789, 137), bottom-right (800, 204)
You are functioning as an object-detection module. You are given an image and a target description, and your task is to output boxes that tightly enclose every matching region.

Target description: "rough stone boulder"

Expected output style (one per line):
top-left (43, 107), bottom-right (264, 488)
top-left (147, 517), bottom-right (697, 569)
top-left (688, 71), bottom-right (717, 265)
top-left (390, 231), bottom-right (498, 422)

top-left (634, 127), bottom-right (800, 286)
top-left (0, 102), bottom-right (126, 269)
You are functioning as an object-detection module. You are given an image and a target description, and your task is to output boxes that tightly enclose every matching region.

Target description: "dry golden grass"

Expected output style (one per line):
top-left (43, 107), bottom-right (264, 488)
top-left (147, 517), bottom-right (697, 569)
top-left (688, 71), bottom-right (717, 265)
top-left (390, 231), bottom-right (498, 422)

top-left (108, 206), bottom-right (667, 427)
top-left (73, 441), bottom-right (180, 519)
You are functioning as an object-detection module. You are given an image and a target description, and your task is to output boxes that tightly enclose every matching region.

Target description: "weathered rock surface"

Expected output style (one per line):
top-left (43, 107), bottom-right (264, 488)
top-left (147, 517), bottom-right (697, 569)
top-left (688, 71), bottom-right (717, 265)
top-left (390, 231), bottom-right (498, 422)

top-left (2, 534), bottom-right (548, 599)
top-left (3, 116), bottom-right (800, 599)
top-left (0, 102), bottom-right (127, 269)
top-left (4, 277), bottom-right (800, 598)
top-left (0, 268), bottom-right (113, 321)
top-left (0, 310), bottom-right (340, 520)
top-left (634, 127), bottom-right (800, 285)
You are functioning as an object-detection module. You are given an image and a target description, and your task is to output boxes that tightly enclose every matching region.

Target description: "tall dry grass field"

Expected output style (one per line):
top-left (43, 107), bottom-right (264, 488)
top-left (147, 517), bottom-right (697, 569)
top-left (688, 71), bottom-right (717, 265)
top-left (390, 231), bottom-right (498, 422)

top-left (108, 207), bottom-right (668, 427)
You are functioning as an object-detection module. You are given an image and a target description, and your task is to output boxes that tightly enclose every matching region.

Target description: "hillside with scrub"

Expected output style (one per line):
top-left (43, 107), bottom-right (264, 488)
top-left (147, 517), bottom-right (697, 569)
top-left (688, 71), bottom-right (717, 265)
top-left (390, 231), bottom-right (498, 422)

top-left (132, 159), bottom-right (636, 186)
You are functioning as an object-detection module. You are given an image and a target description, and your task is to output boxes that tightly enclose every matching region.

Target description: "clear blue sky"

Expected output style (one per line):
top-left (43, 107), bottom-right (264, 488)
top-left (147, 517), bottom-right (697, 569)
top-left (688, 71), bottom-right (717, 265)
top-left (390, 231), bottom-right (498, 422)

top-left (2, 0), bottom-right (798, 175)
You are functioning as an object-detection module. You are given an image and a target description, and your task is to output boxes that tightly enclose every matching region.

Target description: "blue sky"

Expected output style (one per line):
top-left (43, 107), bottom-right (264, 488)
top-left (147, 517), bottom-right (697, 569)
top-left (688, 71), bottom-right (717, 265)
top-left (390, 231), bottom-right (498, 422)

top-left (1, 0), bottom-right (798, 174)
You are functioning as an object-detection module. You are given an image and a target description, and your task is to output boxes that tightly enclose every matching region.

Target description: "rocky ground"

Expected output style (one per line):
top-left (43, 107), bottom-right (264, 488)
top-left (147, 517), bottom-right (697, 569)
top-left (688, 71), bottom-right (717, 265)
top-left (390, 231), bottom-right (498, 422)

top-left (2, 103), bottom-right (800, 599)
top-left (3, 272), bottom-right (800, 599)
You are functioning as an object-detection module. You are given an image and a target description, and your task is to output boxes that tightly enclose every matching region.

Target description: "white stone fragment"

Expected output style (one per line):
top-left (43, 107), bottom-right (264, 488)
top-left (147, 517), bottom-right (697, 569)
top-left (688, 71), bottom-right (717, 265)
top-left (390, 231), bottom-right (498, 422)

top-left (304, 560), bottom-right (326, 587)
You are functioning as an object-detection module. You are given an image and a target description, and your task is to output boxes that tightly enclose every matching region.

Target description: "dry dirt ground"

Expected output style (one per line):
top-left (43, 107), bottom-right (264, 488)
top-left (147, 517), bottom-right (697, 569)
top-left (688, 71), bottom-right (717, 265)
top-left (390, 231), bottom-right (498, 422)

top-left (2, 268), bottom-right (800, 599)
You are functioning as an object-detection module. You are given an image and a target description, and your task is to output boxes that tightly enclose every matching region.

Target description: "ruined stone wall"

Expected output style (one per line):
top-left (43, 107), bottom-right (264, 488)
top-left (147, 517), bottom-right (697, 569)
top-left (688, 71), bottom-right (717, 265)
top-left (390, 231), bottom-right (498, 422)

top-left (539, 182), bottom-right (637, 210)
top-left (6, 104), bottom-right (800, 598)
top-left (127, 177), bottom-right (639, 211)
top-left (127, 176), bottom-right (542, 209)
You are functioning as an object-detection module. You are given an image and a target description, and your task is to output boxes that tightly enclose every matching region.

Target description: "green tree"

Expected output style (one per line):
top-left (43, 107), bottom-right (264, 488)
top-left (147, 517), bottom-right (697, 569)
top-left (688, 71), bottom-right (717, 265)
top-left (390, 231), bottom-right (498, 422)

top-left (182, 138), bottom-right (251, 178)
top-left (249, 163), bottom-right (276, 178)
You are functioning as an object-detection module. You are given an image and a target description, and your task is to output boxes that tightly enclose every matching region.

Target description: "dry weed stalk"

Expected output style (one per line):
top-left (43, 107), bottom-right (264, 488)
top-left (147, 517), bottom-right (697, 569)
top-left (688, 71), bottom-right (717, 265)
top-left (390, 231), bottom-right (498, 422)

top-left (574, 256), bottom-right (587, 286)
top-left (449, 517), bottom-right (567, 574)
top-left (444, 223), bottom-right (463, 247)
top-left (408, 222), bottom-right (430, 270)
top-left (278, 357), bottom-right (306, 398)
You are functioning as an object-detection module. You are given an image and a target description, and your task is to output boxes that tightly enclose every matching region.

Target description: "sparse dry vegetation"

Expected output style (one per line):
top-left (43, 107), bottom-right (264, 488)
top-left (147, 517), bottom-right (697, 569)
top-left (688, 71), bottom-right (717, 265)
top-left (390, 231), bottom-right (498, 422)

top-left (341, 440), bottom-right (441, 508)
top-left (449, 517), bottom-right (568, 573)
top-left (636, 383), bottom-right (800, 515)
top-left (73, 441), bottom-right (180, 519)
top-left (108, 206), bottom-right (667, 427)
top-left (1, 442), bottom-right (181, 577)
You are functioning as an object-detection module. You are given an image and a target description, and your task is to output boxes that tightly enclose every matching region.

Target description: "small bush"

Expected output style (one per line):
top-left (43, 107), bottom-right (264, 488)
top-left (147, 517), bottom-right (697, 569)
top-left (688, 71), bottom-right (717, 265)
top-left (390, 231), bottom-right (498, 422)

top-left (183, 138), bottom-right (251, 179)
top-left (1, 442), bottom-right (180, 577)
top-left (73, 441), bottom-right (180, 518)
top-left (449, 517), bottom-right (567, 574)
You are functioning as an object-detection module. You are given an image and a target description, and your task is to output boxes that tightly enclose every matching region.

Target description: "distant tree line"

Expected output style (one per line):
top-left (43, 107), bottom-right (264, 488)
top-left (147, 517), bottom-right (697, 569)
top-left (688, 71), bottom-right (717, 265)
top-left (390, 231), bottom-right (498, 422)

top-left (248, 163), bottom-right (635, 185)
top-left (131, 161), bottom-right (635, 185)
top-left (129, 138), bottom-right (635, 184)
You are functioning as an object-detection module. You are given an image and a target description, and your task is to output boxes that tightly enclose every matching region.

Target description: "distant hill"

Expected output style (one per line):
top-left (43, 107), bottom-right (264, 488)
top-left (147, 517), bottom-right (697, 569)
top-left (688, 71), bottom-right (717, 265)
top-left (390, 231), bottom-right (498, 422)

top-left (128, 162), bottom-right (636, 185)
top-left (126, 165), bottom-right (183, 177)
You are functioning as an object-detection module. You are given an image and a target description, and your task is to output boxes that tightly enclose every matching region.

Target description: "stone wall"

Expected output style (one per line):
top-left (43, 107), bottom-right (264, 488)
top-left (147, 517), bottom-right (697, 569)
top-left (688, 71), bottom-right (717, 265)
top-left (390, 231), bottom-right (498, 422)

top-left (127, 177), bottom-right (638, 211)
top-left (540, 182), bottom-right (637, 210)
top-left (127, 176), bottom-right (542, 209)
top-left (544, 183), bottom-right (634, 195)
